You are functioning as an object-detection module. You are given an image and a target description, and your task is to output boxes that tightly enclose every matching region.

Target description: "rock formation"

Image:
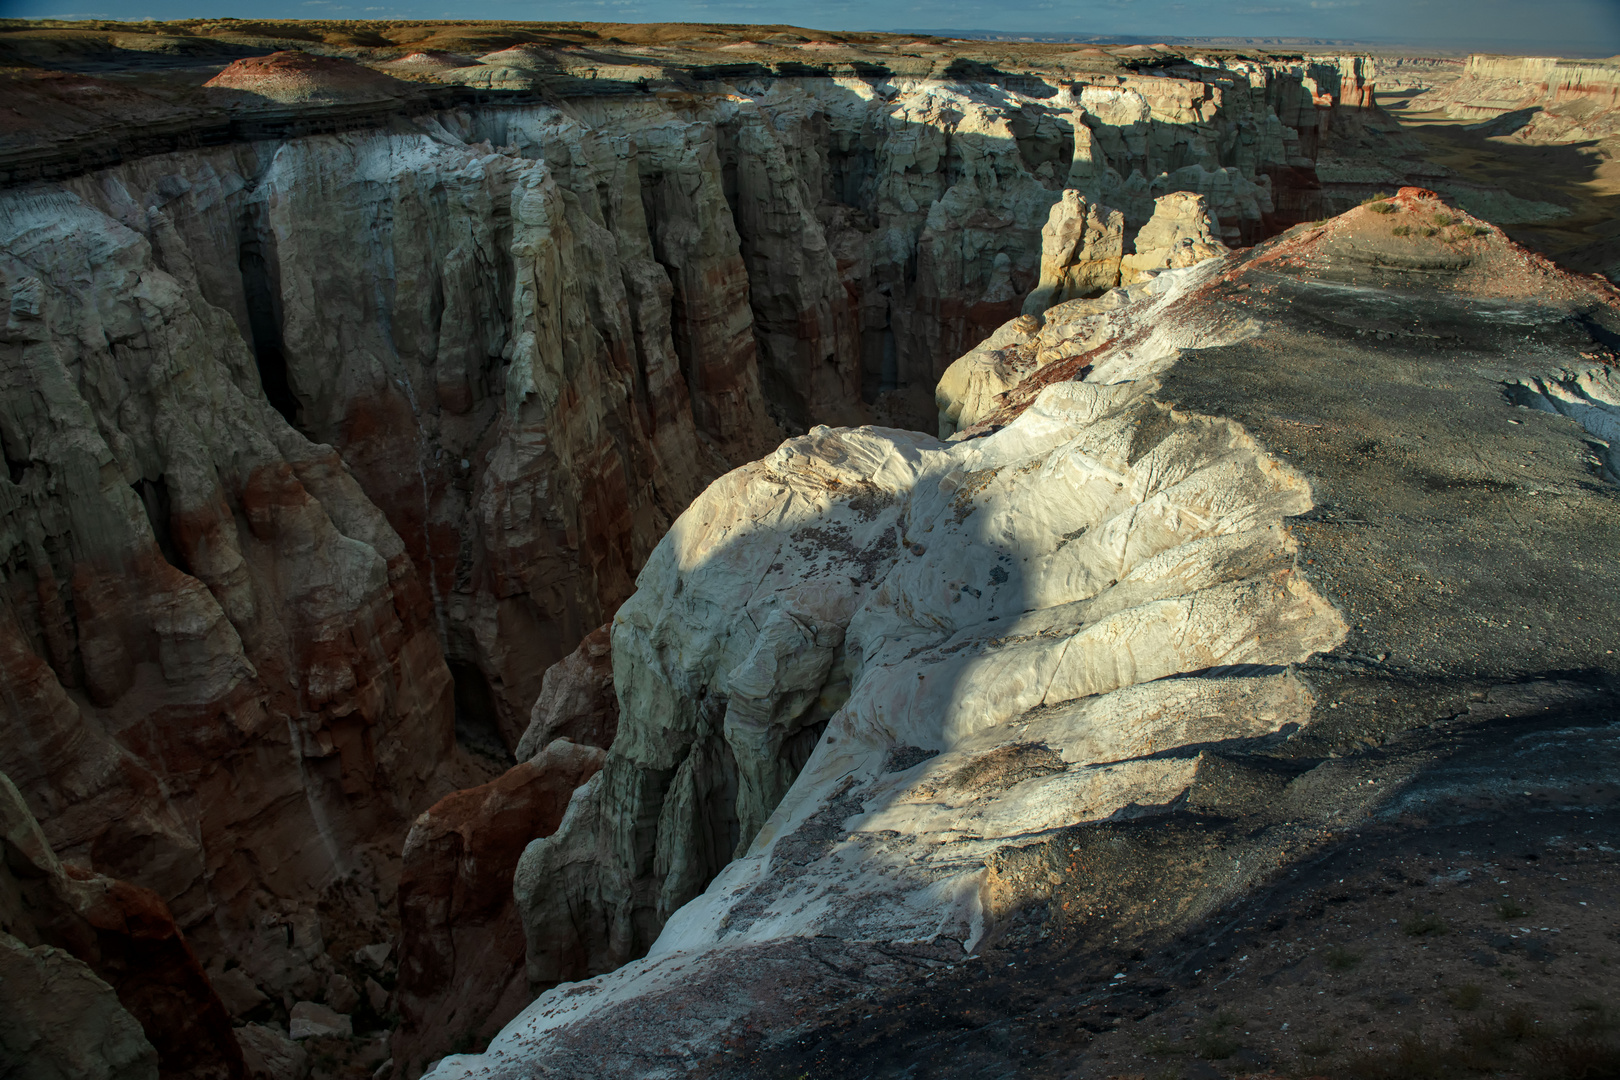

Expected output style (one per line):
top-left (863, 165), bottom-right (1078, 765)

top-left (393, 629), bottom-right (618, 1075)
top-left (0, 179), bottom-right (459, 1019)
top-left (1, 772), bottom-right (241, 1079)
top-left (3, 21), bottom-right (1617, 1079)
top-left (431, 188), bottom-right (1620, 1078)
top-left (1414, 54), bottom-right (1620, 143)
top-left (1, 41), bottom-right (1391, 1029)
top-left (1020, 190), bottom-right (1125, 314)
top-left (1119, 191), bottom-right (1231, 282)
top-left (0, 938), bottom-right (157, 1080)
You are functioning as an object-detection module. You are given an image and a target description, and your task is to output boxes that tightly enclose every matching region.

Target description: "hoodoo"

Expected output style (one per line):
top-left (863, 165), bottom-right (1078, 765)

top-left (0, 20), bottom-right (1617, 1080)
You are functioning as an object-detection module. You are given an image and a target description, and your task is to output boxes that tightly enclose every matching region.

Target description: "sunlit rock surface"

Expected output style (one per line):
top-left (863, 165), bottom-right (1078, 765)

top-left (1120, 191), bottom-right (1231, 283)
top-left (432, 189), bottom-right (1620, 1079)
top-left (3, 23), bottom-right (1617, 1076)
top-left (0, 51), bottom-right (1387, 1024)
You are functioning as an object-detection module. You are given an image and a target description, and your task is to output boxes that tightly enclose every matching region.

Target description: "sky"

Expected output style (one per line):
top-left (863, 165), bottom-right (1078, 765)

top-left (8, 0), bottom-right (1620, 57)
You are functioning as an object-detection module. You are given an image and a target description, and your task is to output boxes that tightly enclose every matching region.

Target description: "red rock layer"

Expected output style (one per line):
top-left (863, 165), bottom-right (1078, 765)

top-left (392, 742), bottom-right (609, 1078)
top-left (3, 772), bottom-right (243, 1080)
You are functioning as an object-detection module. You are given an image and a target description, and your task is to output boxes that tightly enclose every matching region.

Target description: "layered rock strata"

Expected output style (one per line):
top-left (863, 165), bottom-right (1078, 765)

top-left (0, 181), bottom-right (457, 1012)
top-left (0, 50), bottom-right (1385, 1017)
top-left (1, 32), bottom-right (1515, 1072)
top-left (1, 772), bottom-right (240, 1079)
top-left (432, 189), bottom-right (1620, 1078)
top-left (1414, 54), bottom-right (1620, 142)
top-left (392, 627), bottom-right (618, 1076)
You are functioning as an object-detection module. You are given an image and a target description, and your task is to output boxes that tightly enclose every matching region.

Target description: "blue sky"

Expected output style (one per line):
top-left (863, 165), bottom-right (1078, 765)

top-left (10, 0), bottom-right (1620, 57)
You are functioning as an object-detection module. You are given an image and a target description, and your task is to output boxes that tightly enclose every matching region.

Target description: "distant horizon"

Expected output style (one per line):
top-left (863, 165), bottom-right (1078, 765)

top-left (894, 28), bottom-right (1620, 60)
top-left (8, 1), bottom-right (1619, 60)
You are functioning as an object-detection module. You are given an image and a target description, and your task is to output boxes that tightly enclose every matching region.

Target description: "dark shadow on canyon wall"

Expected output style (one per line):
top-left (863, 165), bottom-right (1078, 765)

top-left (489, 59), bottom-right (1373, 976)
top-left (0, 58), bottom-right (1384, 1075)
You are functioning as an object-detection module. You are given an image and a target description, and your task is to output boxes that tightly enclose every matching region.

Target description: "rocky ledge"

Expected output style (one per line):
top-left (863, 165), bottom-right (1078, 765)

top-left (430, 188), bottom-right (1619, 1078)
top-left (1, 20), bottom-right (1618, 1080)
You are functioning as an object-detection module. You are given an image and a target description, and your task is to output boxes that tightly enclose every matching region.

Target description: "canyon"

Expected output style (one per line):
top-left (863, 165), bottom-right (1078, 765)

top-left (0, 19), bottom-right (1617, 1080)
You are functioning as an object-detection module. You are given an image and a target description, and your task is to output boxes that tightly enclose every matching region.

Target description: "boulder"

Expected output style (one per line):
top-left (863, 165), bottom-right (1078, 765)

top-left (210, 969), bottom-right (269, 1018)
top-left (287, 1002), bottom-right (351, 1041)
top-left (234, 1024), bottom-right (309, 1080)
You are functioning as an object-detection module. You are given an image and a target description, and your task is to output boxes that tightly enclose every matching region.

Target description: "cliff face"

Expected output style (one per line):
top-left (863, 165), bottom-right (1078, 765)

top-left (1416, 54), bottom-right (1620, 141)
top-left (432, 189), bottom-right (1620, 1080)
top-left (1, 47), bottom-right (1390, 1072)
top-left (0, 181), bottom-right (456, 1006)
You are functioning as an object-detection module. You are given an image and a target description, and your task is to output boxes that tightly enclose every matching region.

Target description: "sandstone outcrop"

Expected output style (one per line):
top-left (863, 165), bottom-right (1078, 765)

top-left (0, 50), bottom-right (1389, 1025)
top-left (514, 624), bottom-right (619, 763)
top-left (393, 624), bottom-right (618, 1076)
top-left (0, 178), bottom-right (458, 1017)
top-left (204, 52), bottom-right (419, 107)
top-left (1414, 54), bottom-right (1620, 143)
top-left (432, 190), bottom-right (1620, 1079)
top-left (1019, 190), bottom-right (1125, 314)
top-left (12, 23), bottom-right (1615, 1076)
top-left (1120, 191), bottom-right (1231, 282)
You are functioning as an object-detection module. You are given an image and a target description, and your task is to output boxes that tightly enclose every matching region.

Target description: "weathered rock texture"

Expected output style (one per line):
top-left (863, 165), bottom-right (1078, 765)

top-left (392, 626), bottom-right (618, 1075)
top-left (1020, 190), bottom-right (1125, 314)
top-left (1, 772), bottom-right (240, 1079)
top-left (1416, 54), bottom-right (1620, 142)
top-left (393, 660), bottom-right (613, 1079)
top-left (514, 624), bottom-right (619, 763)
top-left (0, 47), bottom-right (1388, 1028)
top-left (0, 179), bottom-right (458, 1014)
top-left (432, 189), bottom-right (1620, 1079)
top-left (0, 937), bottom-right (157, 1080)
top-left (233, 1024), bottom-right (308, 1080)
top-left (1120, 191), bottom-right (1231, 282)
top-left (506, 247), bottom-right (1344, 1031)
top-left (24, 26), bottom-right (1587, 1072)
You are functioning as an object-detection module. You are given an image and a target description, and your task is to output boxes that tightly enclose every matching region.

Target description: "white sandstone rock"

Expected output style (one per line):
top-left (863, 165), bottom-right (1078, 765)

top-left (483, 259), bottom-right (1345, 1079)
top-left (1121, 191), bottom-right (1231, 283)
top-left (1021, 189), bottom-right (1126, 315)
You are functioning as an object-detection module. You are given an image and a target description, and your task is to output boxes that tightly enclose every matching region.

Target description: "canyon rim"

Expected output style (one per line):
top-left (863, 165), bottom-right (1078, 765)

top-left (0, 20), bottom-right (1618, 1080)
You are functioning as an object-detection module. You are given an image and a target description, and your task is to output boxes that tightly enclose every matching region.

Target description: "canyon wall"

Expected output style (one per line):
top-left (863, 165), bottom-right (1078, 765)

top-left (429, 187), bottom-right (1620, 1080)
top-left (1417, 54), bottom-right (1620, 141)
top-left (1, 51), bottom-right (1382, 1072)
